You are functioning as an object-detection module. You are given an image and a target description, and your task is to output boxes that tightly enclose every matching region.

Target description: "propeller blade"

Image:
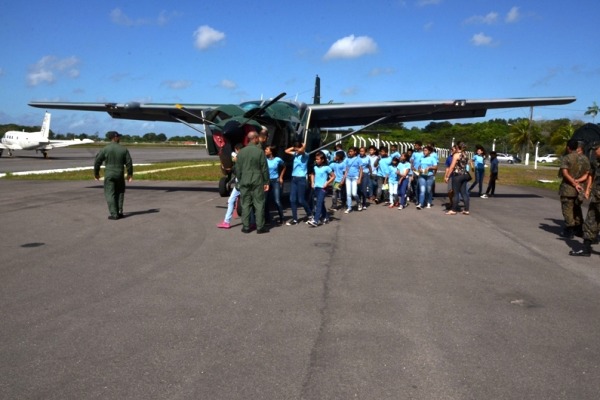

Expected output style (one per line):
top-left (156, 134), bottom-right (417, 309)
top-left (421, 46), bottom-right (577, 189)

top-left (243, 92), bottom-right (287, 119)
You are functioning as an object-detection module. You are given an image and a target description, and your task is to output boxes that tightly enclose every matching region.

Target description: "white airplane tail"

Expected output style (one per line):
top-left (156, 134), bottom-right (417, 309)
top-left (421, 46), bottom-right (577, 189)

top-left (40, 112), bottom-right (51, 138)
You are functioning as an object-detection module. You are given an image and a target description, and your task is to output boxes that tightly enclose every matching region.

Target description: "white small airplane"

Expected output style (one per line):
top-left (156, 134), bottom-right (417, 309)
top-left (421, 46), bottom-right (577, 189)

top-left (0, 112), bottom-right (93, 158)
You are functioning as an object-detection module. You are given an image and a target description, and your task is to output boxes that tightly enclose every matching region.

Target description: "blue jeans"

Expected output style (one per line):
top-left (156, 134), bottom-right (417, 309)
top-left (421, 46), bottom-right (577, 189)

top-left (398, 178), bottom-right (409, 206)
top-left (418, 175), bottom-right (435, 206)
top-left (224, 187), bottom-right (240, 223)
top-left (346, 176), bottom-right (359, 208)
top-left (452, 173), bottom-right (470, 212)
top-left (469, 167), bottom-right (485, 195)
top-left (290, 176), bottom-right (311, 220)
top-left (359, 174), bottom-right (370, 206)
top-left (313, 187), bottom-right (328, 222)
top-left (267, 179), bottom-right (284, 222)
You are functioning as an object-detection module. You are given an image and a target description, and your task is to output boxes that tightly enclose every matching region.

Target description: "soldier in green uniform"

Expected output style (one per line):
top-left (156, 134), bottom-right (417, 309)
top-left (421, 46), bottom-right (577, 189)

top-left (559, 139), bottom-right (590, 238)
top-left (235, 131), bottom-right (269, 233)
top-left (94, 131), bottom-right (133, 220)
top-left (570, 143), bottom-right (600, 257)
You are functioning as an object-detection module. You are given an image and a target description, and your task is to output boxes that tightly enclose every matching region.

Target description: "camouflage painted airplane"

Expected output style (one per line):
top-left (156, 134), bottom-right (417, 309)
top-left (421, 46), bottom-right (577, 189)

top-left (29, 76), bottom-right (575, 196)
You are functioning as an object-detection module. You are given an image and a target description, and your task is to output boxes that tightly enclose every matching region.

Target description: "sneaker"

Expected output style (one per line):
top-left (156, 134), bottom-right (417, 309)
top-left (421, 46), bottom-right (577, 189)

top-left (305, 217), bottom-right (315, 225)
top-left (344, 208), bottom-right (351, 214)
top-left (286, 219), bottom-right (298, 226)
top-left (323, 218), bottom-right (330, 224)
top-left (397, 205), bottom-right (403, 210)
top-left (358, 205), bottom-right (363, 211)
top-left (388, 204), bottom-right (394, 208)
top-left (307, 219), bottom-right (318, 227)
top-left (416, 204), bottom-right (422, 210)
top-left (426, 204), bottom-right (431, 209)
top-left (480, 194), bottom-right (488, 198)
top-left (217, 221), bottom-right (231, 229)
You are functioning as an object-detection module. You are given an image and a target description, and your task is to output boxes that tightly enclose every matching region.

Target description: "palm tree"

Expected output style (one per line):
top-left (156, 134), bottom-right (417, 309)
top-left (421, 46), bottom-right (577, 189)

top-left (585, 101), bottom-right (599, 123)
top-left (509, 119), bottom-right (541, 160)
top-left (549, 123), bottom-right (574, 154)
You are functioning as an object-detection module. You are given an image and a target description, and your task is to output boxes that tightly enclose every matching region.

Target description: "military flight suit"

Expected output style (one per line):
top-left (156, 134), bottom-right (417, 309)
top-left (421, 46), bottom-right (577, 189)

top-left (582, 154), bottom-right (600, 244)
top-left (235, 142), bottom-right (269, 231)
top-left (94, 142), bottom-right (133, 218)
top-left (559, 151), bottom-right (590, 233)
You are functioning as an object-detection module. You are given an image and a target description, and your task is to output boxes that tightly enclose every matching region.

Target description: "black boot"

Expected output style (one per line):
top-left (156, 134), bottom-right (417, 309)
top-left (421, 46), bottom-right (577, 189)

top-left (569, 239), bottom-right (592, 257)
top-left (560, 227), bottom-right (574, 239)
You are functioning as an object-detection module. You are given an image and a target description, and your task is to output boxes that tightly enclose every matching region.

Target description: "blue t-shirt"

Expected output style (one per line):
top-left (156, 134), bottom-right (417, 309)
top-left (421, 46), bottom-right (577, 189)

top-left (345, 156), bottom-right (361, 178)
top-left (358, 155), bottom-right (371, 176)
top-left (332, 159), bottom-right (346, 183)
top-left (398, 161), bottom-right (411, 179)
top-left (368, 155), bottom-right (379, 175)
top-left (387, 164), bottom-right (400, 184)
top-left (411, 150), bottom-right (424, 170)
top-left (266, 157), bottom-right (284, 180)
top-left (377, 156), bottom-right (391, 177)
top-left (313, 165), bottom-right (333, 188)
top-left (473, 154), bottom-right (485, 170)
top-left (292, 152), bottom-right (309, 177)
top-left (490, 157), bottom-right (499, 174)
top-left (389, 151), bottom-right (401, 161)
top-left (420, 155), bottom-right (437, 176)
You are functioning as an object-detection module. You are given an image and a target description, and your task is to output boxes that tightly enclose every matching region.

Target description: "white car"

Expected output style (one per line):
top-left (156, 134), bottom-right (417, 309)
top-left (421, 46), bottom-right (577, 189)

top-left (496, 153), bottom-right (514, 164)
top-left (536, 154), bottom-right (559, 163)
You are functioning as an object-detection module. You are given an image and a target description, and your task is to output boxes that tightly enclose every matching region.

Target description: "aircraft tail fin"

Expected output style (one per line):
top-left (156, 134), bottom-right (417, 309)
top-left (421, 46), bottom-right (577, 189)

top-left (313, 75), bottom-right (321, 105)
top-left (40, 112), bottom-right (51, 138)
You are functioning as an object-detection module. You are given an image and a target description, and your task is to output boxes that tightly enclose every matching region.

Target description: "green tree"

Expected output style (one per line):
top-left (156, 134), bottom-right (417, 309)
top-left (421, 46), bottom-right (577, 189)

top-left (584, 101), bottom-right (599, 122)
top-left (509, 119), bottom-right (541, 159)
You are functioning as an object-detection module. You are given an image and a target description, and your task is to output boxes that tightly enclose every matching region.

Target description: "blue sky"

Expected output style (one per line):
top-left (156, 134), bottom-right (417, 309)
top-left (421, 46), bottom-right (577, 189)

top-left (1, 0), bottom-right (599, 137)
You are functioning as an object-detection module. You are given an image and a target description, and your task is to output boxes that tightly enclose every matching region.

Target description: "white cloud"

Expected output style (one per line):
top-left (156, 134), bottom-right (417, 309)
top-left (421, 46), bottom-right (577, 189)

top-left (470, 32), bottom-right (493, 46)
top-left (27, 55), bottom-right (81, 86)
top-left (194, 25), bottom-right (226, 50)
top-left (505, 6), bottom-right (520, 23)
top-left (369, 67), bottom-right (396, 77)
top-left (417, 0), bottom-right (442, 6)
top-left (341, 86), bottom-right (358, 96)
top-left (465, 12), bottom-right (499, 25)
top-left (324, 35), bottom-right (378, 60)
top-left (110, 8), bottom-right (147, 26)
top-left (219, 79), bottom-right (237, 90)
top-left (110, 8), bottom-right (179, 27)
top-left (162, 80), bottom-right (193, 90)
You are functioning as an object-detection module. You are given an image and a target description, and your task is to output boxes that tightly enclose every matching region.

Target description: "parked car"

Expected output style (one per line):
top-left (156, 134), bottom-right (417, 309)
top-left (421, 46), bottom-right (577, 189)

top-left (536, 154), bottom-right (559, 163)
top-left (496, 153), bottom-right (514, 164)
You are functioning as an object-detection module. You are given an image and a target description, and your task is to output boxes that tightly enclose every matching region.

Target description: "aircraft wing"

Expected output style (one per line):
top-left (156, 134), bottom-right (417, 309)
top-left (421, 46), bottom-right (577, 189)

top-left (307, 97), bottom-right (576, 128)
top-left (28, 102), bottom-right (221, 124)
top-left (30, 96), bottom-right (576, 128)
top-left (46, 139), bottom-right (95, 148)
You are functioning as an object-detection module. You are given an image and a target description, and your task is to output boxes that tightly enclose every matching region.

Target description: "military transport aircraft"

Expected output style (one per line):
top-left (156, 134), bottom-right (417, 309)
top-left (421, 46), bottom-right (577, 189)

top-left (0, 112), bottom-right (94, 158)
top-left (29, 76), bottom-right (575, 195)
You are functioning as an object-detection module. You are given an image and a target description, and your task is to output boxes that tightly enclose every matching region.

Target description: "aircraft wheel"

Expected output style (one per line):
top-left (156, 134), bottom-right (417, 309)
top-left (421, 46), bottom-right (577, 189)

top-left (43, 151), bottom-right (48, 159)
top-left (218, 176), bottom-right (231, 197)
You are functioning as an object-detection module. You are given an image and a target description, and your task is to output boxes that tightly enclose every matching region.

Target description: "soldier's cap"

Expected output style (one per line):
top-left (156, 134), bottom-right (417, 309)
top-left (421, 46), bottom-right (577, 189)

top-left (107, 131), bottom-right (121, 140)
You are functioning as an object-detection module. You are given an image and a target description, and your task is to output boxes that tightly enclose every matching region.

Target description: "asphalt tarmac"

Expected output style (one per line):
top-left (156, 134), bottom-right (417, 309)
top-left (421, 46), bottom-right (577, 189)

top-left (1, 149), bottom-right (600, 399)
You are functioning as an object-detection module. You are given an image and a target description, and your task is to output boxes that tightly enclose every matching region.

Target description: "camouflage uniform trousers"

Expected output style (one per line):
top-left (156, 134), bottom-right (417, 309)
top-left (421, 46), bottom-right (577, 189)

top-left (560, 196), bottom-right (584, 228)
top-left (582, 200), bottom-right (600, 242)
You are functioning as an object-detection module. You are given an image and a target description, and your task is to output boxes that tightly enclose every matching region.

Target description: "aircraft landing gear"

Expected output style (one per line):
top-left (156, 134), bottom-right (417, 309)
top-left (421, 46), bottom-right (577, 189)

top-left (219, 176), bottom-right (231, 197)
top-left (0, 149), bottom-right (3, 158)
top-left (42, 151), bottom-right (48, 159)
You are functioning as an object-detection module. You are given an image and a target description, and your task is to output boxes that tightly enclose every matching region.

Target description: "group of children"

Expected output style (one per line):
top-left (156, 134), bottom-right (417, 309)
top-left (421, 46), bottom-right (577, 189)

top-left (218, 140), bottom-right (498, 229)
